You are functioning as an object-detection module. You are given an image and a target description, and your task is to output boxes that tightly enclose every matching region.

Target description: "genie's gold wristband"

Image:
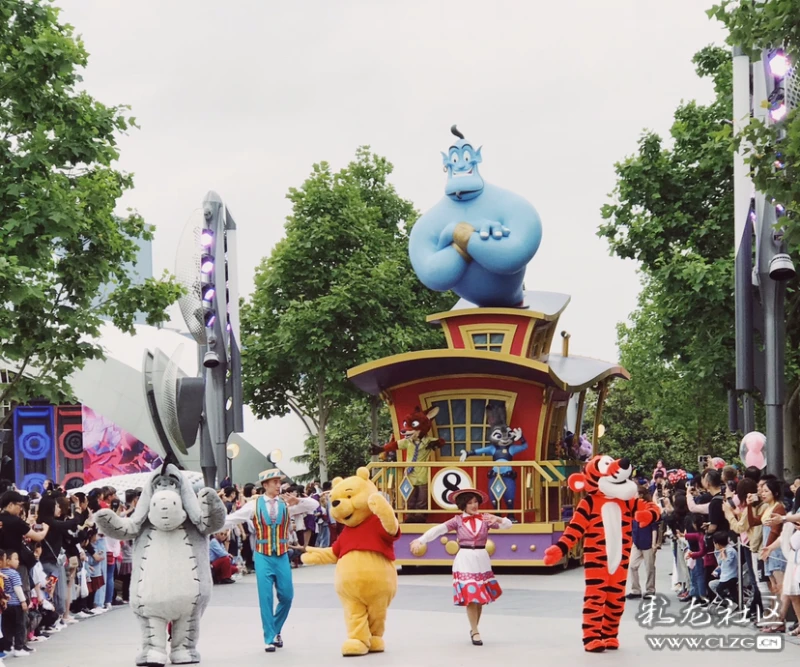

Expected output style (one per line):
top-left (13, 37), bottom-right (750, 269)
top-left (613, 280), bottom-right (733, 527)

top-left (452, 222), bottom-right (475, 261)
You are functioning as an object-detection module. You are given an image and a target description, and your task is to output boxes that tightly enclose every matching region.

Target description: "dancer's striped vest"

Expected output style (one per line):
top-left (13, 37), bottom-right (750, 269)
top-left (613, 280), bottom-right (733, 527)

top-left (254, 496), bottom-right (291, 556)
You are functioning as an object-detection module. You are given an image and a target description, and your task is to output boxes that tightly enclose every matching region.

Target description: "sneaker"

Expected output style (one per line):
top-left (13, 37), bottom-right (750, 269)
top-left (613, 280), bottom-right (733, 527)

top-left (11, 650), bottom-right (29, 658)
top-left (20, 646), bottom-right (35, 654)
top-left (274, 635), bottom-right (283, 648)
top-left (91, 607), bottom-right (107, 614)
top-left (64, 617), bottom-right (79, 624)
top-left (626, 593), bottom-right (642, 599)
top-left (264, 644), bottom-right (276, 653)
top-left (74, 611), bottom-right (91, 619)
top-left (29, 636), bottom-right (47, 643)
top-left (111, 599), bottom-right (125, 606)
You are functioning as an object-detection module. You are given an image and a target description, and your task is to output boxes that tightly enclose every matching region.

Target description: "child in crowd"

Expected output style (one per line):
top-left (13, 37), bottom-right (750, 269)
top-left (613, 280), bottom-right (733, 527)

top-left (87, 529), bottom-right (108, 614)
top-left (682, 515), bottom-right (709, 605)
top-left (709, 531), bottom-right (739, 607)
top-left (0, 550), bottom-right (34, 657)
top-left (72, 528), bottom-right (97, 618)
top-left (209, 531), bottom-right (238, 584)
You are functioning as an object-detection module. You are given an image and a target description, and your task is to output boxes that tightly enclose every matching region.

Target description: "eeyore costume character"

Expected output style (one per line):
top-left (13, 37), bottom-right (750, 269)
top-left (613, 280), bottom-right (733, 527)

top-left (94, 463), bottom-right (227, 666)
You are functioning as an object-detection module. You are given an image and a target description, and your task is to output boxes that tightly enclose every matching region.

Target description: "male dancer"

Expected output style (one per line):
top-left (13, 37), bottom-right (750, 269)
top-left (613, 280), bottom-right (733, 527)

top-left (225, 470), bottom-right (319, 652)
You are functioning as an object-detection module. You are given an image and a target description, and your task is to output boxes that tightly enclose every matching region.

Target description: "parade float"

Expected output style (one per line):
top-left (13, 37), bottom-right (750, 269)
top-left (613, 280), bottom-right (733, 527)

top-left (347, 126), bottom-right (629, 567)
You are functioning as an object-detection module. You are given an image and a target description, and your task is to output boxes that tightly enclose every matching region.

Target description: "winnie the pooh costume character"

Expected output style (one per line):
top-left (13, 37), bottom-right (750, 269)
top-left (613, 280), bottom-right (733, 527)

top-left (301, 467), bottom-right (400, 656)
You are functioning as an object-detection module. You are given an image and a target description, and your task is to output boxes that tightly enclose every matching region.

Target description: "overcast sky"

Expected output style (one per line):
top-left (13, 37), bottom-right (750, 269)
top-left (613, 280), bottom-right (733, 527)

top-left (57, 1), bottom-right (728, 473)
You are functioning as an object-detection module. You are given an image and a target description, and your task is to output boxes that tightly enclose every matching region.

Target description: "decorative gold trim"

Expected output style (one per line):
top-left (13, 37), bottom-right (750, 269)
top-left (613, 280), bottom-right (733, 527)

top-left (426, 298), bottom-right (571, 324)
top-left (398, 522), bottom-right (557, 534)
top-left (458, 323), bottom-right (516, 355)
top-left (387, 401), bottom-right (401, 442)
top-left (397, 559), bottom-right (549, 567)
top-left (388, 373), bottom-right (547, 393)
top-left (347, 349), bottom-right (567, 390)
top-left (592, 380), bottom-right (610, 457)
top-left (574, 390), bottom-right (586, 435)
top-left (441, 323), bottom-right (455, 349)
top-left (519, 321), bottom-right (535, 358)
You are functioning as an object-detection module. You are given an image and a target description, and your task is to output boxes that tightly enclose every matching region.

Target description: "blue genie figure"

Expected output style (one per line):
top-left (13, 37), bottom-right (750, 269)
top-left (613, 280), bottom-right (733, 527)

top-left (408, 125), bottom-right (543, 307)
top-left (459, 403), bottom-right (527, 519)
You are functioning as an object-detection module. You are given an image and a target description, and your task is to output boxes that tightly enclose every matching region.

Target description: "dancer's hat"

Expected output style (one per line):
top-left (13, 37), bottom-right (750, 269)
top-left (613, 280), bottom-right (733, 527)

top-left (447, 488), bottom-right (489, 505)
top-left (258, 469), bottom-right (283, 483)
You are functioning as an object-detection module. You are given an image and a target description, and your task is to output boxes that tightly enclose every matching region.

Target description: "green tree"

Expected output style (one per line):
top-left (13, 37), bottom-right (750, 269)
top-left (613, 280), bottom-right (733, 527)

top-left (586, 383), bottom-right (737, 473)
top-left (242, 147), bottom-right (453, 481)
top-left (0, 0), bottom-right (182, 424)
top-left (291, 397), bottom-right (393, 483)
top-left (598, 46), bottom-right (739, 453)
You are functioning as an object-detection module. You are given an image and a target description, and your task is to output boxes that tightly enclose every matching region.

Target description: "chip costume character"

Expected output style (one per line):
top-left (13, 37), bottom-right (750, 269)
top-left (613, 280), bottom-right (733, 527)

top-left (543, 455), bottom-right (660, 652)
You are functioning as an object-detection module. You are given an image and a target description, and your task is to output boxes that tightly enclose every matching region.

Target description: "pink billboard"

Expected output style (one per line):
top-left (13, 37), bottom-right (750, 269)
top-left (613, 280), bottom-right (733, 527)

top-left (81, 405), bottom-right (162, 482)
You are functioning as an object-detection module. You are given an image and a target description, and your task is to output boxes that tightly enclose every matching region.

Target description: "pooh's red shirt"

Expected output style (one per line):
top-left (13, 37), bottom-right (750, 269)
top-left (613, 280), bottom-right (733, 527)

top-left (331, 514), bottom-right (401, 561)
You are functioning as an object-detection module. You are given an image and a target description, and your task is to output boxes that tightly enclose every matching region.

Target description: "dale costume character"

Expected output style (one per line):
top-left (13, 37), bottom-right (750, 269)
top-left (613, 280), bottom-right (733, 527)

top-left (372, 405), bottom-right (444, 523)
top-left (410, 488), bottom-right (512, 646)
top-left (460, 402), bottom-right (527, 518)
top-left (408, 125), bottom-right (543, 307)
top-left (93, 462), bottom-right (228, 667)
top-left (543, 455), bottom-right (660, 653)
top-left (301, 467), bottom-right (401, 656)
top-left (224, 469), bottom-right (320, 653)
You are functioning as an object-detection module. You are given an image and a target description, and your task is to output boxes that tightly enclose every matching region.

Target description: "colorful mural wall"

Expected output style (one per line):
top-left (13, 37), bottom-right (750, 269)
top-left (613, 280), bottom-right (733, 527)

top-left (81, 406), bottom-right (162, 482)
top-left (11, 404), bottom-right (163, 492)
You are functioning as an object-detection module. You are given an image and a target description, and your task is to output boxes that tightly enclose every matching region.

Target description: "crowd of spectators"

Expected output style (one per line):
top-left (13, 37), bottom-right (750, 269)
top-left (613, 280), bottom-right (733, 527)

top-left (645, 465), bottom-right (800, 634)
top-left (0, 480), bottom-right (135, 665)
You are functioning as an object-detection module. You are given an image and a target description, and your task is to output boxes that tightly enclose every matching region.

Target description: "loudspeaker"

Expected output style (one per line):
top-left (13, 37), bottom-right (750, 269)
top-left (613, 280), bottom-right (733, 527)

top-left (13, 406), bottom-right (56, 493)
top-left (55, 405), bottom-right (84, 490)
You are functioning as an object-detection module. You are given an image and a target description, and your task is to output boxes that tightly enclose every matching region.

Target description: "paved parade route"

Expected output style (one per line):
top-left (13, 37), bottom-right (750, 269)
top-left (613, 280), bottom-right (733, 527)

top-left (21, 549), bottom-right (799, 667)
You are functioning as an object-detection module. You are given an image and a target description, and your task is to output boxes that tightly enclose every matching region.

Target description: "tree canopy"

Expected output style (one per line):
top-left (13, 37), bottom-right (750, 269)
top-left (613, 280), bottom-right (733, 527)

top-left (241, 147), bottom-right (454, 480)
top-left (0, 0), bottom-right (182, 422)
top-left (292, 397), bottom-right (393, 483)
top-left (598, 46), bottom-right (739, 452)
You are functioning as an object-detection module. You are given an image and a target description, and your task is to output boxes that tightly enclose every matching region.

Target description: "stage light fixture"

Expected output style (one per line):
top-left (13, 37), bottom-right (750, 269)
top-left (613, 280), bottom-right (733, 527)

top-left (769, 51), bottom-right (790, 79)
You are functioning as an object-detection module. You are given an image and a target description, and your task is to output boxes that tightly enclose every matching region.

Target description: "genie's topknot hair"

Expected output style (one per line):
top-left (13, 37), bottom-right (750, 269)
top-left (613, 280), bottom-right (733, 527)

top-left (451, 125), bottom-right (464, 139)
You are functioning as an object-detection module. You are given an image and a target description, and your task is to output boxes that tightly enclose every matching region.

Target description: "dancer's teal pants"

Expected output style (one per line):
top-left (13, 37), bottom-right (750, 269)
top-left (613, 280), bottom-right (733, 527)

top-left (254, 551), bottom-right (294, 644)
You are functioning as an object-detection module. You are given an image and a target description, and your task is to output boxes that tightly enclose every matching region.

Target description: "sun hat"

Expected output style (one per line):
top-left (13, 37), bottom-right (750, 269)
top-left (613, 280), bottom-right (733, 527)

top-left (447, 488), bottom-right (489, 505)
top-left (258, 469), bottom-right (284, 484)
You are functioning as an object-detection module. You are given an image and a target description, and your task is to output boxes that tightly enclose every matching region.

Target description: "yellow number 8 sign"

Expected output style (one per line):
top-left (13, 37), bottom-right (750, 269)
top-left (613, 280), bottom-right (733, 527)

top-left (431, 467), bottom-right (473, 510)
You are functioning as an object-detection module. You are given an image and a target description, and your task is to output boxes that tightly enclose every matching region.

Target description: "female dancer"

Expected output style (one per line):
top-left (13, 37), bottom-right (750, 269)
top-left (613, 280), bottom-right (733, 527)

top-left (410, 488), bottom-right (512, 646)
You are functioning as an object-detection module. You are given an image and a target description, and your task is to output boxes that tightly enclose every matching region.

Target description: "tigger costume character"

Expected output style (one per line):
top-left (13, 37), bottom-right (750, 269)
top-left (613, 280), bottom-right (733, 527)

top-left (543, 455), bottom-right (660, 653)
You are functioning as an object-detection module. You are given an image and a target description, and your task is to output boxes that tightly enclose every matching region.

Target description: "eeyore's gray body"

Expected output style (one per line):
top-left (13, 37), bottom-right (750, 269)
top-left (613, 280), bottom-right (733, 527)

top-left (94, 464), bottom-right (226, 666)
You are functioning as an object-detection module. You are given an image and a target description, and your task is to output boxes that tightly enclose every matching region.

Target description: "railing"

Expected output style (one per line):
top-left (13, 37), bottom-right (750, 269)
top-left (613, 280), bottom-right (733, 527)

top-left (367, 459), bottom-right (580, 524)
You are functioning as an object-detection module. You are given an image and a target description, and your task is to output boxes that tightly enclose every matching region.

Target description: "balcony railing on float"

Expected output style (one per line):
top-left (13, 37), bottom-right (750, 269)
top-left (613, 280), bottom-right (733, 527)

top-left (366, 459), bottom-right (581, 524)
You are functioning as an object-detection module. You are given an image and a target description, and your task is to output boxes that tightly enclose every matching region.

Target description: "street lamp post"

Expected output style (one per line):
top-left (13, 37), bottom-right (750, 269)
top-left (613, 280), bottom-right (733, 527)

top-left (733, 47), bottom-right (796, 477)
top-left (175, 192), bottom-right (245, 488)
top-left (226, 442), bottom-right (240, 484)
